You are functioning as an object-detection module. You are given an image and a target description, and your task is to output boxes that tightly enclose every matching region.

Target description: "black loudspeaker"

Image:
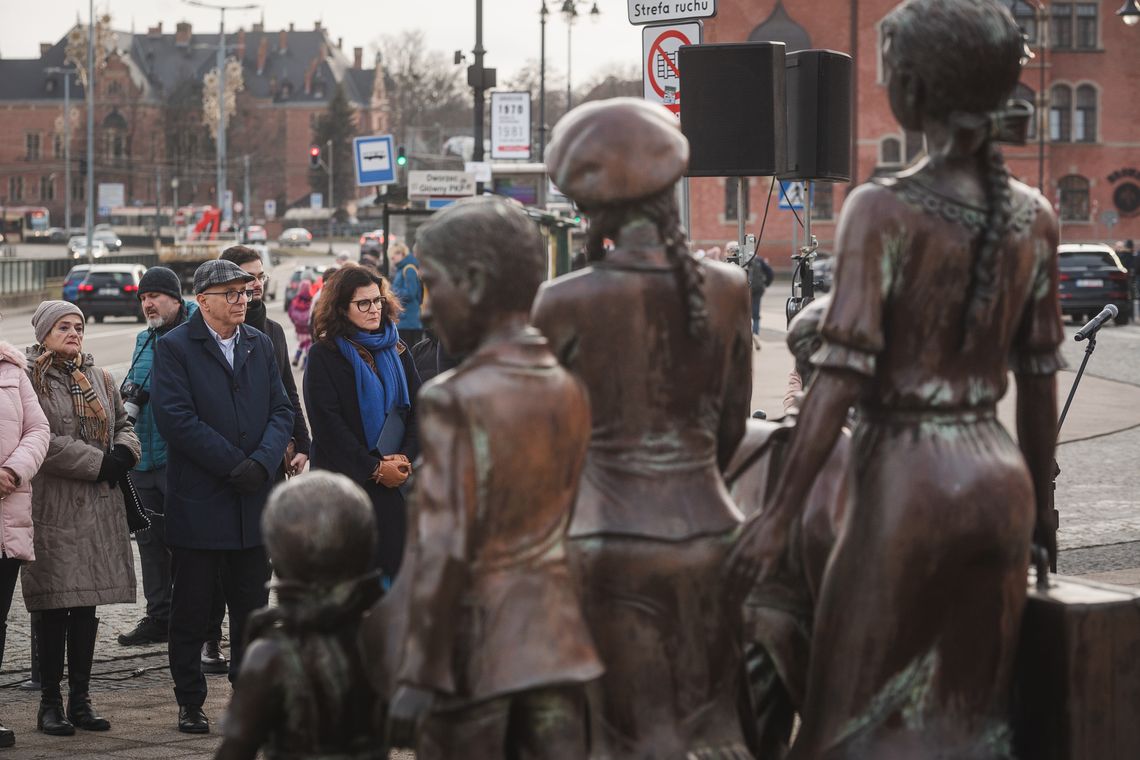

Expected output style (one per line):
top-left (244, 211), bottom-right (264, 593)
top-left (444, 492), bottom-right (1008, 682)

top-left (780, 49), bottom-right (853, 182)
top-left (679, 42), bottom-right (787, 177)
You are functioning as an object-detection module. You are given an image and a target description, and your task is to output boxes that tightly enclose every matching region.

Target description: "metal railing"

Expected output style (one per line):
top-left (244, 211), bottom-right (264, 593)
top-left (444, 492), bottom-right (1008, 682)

top-left (0, 253), bottom-right (159, 295)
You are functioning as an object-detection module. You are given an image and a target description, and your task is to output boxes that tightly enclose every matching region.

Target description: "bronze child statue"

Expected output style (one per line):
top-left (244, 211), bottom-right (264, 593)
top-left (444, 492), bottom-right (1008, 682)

top-left (214, 471), bottom-right (385, 760)
top-left (384, 196), bottom-right (603, 758)
top-left (727, 1), bottom-right (1064, 757)
top-left (531, 98), bottom-right (753, 758)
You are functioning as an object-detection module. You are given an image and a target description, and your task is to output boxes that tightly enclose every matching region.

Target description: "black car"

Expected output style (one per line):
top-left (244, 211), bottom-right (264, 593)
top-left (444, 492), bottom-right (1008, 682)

top-left (75, 264), bottom-right (147, 323)
top-left (1057, 244), bottom-right (1131, 326)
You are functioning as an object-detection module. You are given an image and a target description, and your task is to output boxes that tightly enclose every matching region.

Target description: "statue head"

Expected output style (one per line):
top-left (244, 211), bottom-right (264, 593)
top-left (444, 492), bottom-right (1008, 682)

top-left (881, 0), bottom-right (1023, 135)
top-left (262, 471), bottom-right (376, 587)
top-left (414, 196), bottom-right (546, 356)
top-left (787, 296), bottom-right (831, 386)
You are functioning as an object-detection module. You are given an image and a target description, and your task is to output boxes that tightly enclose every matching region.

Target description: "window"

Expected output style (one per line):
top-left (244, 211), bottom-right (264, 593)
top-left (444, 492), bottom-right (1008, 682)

top-left (107, 79), bottom-right (122, 96)
top-left (8, 177), bottom-right (23, 201)
top-left (71, 174), bottom-right (84, 201)
top-left (1058, 175), bottom-right (1090, 221)
top-left (1006, 1), bottom-right (1038, 45)
top-left (880, 136), bottom-right (902, 167)
top-left (1075, 85), bottom-right (1097, 143)
top-left (1052, 3), bottom-right (1073, 49)
top-left (1076, 4), bottom-right (1098, 49)
top-left (40, 175), bottom-right (55, 201)
top-left (53, 134), bottom-right (64, 159)
top-left (812, 183), bottom-right (834, 220)
top-left (1014, 83), bottom-right (1037, 140)
top-left (1050, 84), bottom-right (1072, 142)
top-left (25, 133), bottom-right (41, 160)
top-left (725, 179), bottom-right (750, 222)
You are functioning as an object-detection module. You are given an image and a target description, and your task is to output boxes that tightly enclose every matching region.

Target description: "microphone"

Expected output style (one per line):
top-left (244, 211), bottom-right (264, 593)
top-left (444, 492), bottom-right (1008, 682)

top-left (1074, 304), bottom-right (1118, 342)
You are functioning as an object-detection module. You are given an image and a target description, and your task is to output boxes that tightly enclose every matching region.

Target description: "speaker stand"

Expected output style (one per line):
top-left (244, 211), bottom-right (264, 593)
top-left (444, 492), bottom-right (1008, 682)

top-left (737, 177), bottom-right (748, 254)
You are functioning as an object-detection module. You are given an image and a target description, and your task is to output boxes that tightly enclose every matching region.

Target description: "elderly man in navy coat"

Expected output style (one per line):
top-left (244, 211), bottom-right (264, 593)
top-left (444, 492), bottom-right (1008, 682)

top-left (151, 259), bottom-right (293, 735)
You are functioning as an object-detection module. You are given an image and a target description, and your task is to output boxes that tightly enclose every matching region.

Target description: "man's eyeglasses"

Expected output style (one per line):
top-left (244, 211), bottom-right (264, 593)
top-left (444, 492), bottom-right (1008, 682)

top-left (353, 296), bottom-right (384, 313)
top-left (249, 273), bottom-right (269, 284)
top-left (201, 289), bottom-right (255, 304)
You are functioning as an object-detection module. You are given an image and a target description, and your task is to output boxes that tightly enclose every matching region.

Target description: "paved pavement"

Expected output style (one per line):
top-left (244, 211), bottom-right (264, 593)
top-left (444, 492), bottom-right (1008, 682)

top-left (0, 273), bottom-right (1134, 757)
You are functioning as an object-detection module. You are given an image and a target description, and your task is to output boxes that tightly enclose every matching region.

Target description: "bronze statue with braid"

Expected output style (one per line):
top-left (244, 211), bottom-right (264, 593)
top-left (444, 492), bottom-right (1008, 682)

top-left (532, 98), bottom-right (753, 759)
top-left (725, 1), bottom-right (1064, 757)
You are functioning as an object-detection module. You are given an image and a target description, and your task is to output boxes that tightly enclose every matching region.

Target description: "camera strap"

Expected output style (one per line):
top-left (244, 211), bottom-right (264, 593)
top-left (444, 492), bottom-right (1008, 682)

top-left (124, 330), bottom-right (156, 390)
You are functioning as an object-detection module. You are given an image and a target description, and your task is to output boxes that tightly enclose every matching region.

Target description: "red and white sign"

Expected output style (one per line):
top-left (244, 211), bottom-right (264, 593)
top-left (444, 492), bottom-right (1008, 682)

top-left (642, 21), bottom-right (702, 116)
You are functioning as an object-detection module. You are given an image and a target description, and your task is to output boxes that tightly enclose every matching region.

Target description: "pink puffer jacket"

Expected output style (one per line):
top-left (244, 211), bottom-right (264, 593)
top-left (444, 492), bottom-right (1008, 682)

top-left (0, 341), bottom-right (50, 560)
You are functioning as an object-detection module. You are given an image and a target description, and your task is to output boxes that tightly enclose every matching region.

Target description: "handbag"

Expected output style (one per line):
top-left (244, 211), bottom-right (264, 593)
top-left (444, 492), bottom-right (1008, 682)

top-left (118, 472), bottom-right (151, 535)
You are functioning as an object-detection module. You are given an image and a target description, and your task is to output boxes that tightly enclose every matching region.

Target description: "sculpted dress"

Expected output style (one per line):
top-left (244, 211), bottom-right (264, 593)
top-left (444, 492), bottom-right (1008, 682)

top-left (531, 224), bottom-right (753, 759)
top-left (790, 176), bottom-right (1065, 759)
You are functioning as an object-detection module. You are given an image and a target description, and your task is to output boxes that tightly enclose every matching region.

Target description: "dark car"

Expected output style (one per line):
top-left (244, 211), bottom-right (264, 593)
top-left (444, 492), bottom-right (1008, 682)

top-left (75, 264), bottom-right (147, 323)
top-left (283, 265), bottom-right (324, 311)
top-left (62, 264), bottom-right (92, 303)
top-left (1058, 244), bottom-right (1131, 326)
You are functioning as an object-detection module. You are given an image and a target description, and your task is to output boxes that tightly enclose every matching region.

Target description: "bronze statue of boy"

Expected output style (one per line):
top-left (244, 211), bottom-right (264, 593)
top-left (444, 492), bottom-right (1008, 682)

top-left (215, 471), bottom-right (385, 760)
top-left (383, 196), bottom-right (603, 758)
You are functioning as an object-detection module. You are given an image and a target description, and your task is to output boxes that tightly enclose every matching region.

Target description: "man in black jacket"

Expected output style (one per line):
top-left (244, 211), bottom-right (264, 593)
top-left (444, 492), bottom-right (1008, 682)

top-left (152, 259), bottom-right (293, 735)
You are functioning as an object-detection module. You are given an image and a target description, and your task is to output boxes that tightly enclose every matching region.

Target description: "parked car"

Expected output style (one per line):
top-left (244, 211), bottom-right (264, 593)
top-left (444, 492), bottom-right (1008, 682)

top-left (94, 229), bottom-right (122, 251)
top-left (62, 264), bottom-right (92, 303)
top-left (75, 264), bottom-right (147, 323)
top-left (283, 265), bottom-right (324, 312)
top-left (1058, 243), bottom-right (1131, 326)
top-left (68, 236), bottom-right (110, 259)
top-left (245, 225), bottom-right (268, 243)
top-left (359, 229), bottom-right (388, 257)
top-left (278, 227), bottom-right (312, 247)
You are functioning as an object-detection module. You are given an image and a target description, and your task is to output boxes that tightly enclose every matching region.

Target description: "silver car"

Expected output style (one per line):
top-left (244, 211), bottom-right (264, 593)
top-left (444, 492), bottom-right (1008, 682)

top-left (67, 236), bottom-right (109, 259)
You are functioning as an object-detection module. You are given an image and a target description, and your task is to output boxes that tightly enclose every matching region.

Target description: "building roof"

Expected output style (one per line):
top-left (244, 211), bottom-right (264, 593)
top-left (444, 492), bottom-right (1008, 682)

top-left (0, 22), bottom-right (376, 107)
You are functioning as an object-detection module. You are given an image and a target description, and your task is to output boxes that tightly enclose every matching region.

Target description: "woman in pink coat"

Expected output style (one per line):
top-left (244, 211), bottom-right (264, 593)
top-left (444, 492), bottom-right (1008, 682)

top-left (0, 318), bottom-right (52, 748)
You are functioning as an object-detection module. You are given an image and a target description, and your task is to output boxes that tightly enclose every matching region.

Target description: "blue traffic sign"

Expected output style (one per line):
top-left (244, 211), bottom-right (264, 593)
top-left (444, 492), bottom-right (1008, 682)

top-left (353, 134), bottom-right (397, 187)
top-left (426, 197), bottom-right (457, 210)
top-left (778, 181), bottom-right (807, 210)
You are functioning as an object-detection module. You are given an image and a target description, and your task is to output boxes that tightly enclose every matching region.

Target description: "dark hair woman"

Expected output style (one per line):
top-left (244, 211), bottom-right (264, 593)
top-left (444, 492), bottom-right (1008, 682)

top-left (303, 265), bottom-right (420, 581)
top-left (727, 1), bottom-right (1064, 757)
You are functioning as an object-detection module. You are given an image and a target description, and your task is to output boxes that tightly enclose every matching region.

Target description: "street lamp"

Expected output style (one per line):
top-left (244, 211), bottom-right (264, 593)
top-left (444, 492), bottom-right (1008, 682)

top-left (1119, 0), bottom-right (1140, 26)
top-left (539, 2), bottom-right (549, 159)
top-left (184, 1), bottom-right (258, 232)
top-left (560, 1), bottom-right (600, 112)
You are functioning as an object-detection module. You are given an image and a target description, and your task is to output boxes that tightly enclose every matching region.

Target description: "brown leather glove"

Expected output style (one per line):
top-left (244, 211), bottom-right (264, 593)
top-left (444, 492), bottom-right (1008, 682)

top-left (372, 454), bottom-right (411, 488)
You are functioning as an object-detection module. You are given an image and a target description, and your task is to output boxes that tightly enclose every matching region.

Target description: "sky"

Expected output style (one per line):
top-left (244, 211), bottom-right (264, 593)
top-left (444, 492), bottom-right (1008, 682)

top-left (0, 0), bottom-right (644, 85)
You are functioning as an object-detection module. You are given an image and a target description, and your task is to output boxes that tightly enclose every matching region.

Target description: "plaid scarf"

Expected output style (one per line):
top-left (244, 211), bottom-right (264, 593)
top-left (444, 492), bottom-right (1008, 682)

top-left (33, 349), bottom-right (110, 448)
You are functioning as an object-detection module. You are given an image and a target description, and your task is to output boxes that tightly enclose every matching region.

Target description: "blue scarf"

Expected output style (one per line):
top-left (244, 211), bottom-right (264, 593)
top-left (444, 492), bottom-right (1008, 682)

top-left (336, 323), bottom-right (410, 450)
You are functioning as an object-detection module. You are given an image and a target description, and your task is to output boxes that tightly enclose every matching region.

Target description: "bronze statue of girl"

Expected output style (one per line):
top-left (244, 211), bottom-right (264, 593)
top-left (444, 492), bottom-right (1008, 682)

top-left (727, 1), bottom-right (1064, 757)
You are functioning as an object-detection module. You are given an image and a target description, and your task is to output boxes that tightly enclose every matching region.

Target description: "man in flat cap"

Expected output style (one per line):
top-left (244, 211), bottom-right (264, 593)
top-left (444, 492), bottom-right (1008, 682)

top-left (150, 259), bottom-right (294, 734)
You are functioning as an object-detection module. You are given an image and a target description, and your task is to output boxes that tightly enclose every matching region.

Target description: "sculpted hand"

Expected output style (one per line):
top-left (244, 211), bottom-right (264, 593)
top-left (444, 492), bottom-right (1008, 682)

top-left (372, 455), bottom-right (411, 488)
top-left (0, 468), bottom-right (17, 498)
top-left (723, 509), bottom-right (792, 606)
top-left (386, 684), bottom-right (435, 749)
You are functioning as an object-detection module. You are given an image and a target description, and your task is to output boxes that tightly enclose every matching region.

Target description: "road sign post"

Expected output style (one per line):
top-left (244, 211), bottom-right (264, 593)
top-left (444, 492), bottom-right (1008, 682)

top-left (642, 22), bottom-right (703, 117)
top-left (353, 134), bottom-right (397, 187)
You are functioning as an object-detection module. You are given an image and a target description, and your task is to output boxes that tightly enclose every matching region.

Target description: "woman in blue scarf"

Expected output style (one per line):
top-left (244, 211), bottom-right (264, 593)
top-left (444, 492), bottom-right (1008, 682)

top-left (303, 265), bottom-right (421, 580)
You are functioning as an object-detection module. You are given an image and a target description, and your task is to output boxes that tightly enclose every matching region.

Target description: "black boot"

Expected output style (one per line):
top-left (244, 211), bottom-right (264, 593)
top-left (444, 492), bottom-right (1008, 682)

top-left (66, 616), bottom-right (110, 731)
top-left (35, 615), bottom-right (74, 736)
top-left (0, 622), bottom-right (13, 747)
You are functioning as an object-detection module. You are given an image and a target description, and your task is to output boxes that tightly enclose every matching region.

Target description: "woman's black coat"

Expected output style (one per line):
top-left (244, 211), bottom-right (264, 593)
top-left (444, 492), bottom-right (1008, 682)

top-left (303, 339), bottom-right (421, 578)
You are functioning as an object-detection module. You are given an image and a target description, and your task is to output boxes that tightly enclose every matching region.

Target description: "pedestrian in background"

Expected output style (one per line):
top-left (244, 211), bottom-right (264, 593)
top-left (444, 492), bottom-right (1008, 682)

top-left (151, 260), bottom-right (293, 735)
top-left (24, 301), bottom-right (141, 737)
top-left (746, 248), bottom-right (775, 340)
top-left (116, 268), bottom-right (196, 651)
top-left (0, 312), bottom-right (50, 749)
top-left (304, 264), bottom-right (420, 582)
top-left (389, 242), bottom-right (425, 347)
top-left (288, 280), bottom-right (314, 368)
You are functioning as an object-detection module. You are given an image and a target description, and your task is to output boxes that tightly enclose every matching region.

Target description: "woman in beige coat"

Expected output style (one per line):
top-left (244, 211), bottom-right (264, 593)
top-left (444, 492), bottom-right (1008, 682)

top-left (0, 310), bottom-right (51, 748)
top-left (24, 301), bottom-right (139, 737)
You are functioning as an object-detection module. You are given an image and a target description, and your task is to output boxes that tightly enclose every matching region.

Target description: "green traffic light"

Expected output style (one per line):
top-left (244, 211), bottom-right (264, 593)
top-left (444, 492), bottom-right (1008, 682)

top-left (396, 147), bottom-right (407, 166)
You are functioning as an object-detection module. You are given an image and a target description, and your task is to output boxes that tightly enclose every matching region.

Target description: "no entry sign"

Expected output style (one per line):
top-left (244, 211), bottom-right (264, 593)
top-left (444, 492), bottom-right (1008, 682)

top-left (642, 21), bottom-right (702, 116)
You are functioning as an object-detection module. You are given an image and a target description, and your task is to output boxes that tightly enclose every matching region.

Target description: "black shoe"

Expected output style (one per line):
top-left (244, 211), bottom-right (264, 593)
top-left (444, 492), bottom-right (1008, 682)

top-left (200, 641), bottom-right (228, 675)
top-left (0, 719), bottom-right (13, 747)
top-left (36, 700), bottom-right (75, 736)
top-left (67, 696), bottom-right (110, 731)
top-left (116, 617), bottom-right (167, 646)
top-left (178, 705), bottom-right (209, 734)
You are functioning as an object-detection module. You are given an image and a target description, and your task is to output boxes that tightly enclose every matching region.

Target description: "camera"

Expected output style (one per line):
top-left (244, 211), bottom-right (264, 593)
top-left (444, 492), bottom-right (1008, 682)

top-left (119, 379), bottom-right (150, 424)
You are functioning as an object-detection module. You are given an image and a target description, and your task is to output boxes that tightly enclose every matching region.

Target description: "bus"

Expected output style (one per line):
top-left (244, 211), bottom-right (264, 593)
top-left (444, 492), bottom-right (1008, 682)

top-left (0, 206), bottom-right (51, 242)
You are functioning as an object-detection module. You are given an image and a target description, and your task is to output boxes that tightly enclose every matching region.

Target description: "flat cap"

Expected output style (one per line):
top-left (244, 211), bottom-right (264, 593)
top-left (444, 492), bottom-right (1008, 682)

top-left (546, 97), bottom-right (689, 208)
top-left (193, 258), bottom-right (255, 295)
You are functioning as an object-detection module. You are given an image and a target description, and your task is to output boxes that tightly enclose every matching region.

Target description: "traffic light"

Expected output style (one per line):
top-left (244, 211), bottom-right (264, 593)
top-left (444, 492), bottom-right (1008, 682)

top-left (309, 145), bottom-right (321, 169)
top-left (396, 146), bottom-right (407, 167)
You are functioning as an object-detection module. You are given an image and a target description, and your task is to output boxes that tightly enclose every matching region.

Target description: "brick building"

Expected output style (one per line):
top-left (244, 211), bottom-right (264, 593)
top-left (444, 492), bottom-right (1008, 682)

top-left (693, 0), bottom-right (1140, 269)
top-left (0, 19), bottom-right (387, 232)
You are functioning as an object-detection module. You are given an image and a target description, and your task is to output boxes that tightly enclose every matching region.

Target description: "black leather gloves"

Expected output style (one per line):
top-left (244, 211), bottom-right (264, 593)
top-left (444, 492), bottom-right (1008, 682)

top-left (97, 444), bottom-right (137, 486)
top-left (228, 458), bottom-right (269, 494)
